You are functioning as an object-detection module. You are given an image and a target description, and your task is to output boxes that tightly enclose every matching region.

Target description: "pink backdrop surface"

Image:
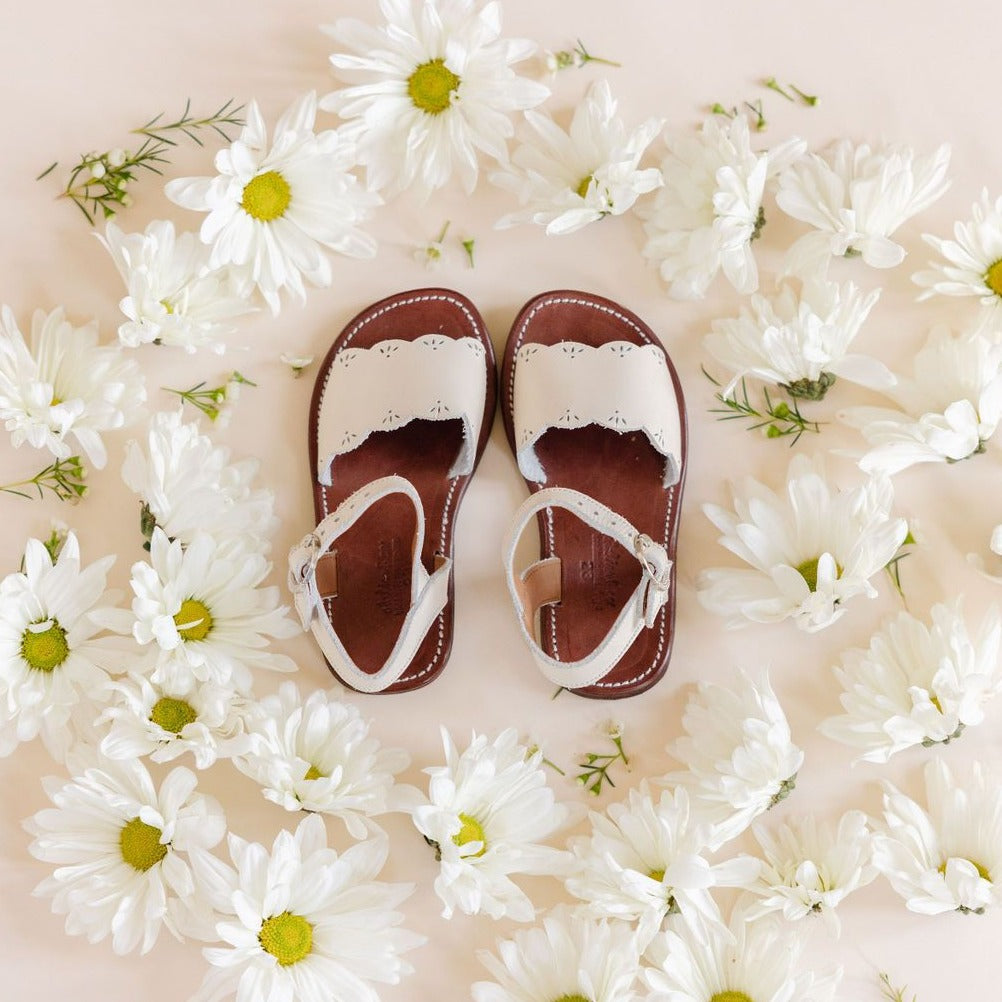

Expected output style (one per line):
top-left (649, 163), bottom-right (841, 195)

top-left (0, 1), bottom-right (997, 998)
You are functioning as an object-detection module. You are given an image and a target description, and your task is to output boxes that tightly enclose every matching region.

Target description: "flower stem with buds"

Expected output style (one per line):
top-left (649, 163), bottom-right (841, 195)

top-left (0, 456), bottom-right (88, 503)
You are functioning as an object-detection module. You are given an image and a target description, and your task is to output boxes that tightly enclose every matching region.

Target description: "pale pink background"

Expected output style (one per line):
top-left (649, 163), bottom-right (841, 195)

top-left (0, 1), bottom-right (998, 998)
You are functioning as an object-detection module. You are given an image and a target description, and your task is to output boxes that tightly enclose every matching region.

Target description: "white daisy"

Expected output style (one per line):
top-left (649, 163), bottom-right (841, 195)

top-left (99, 672), bottom-right (255, 769)
top-left (873, 758), bottom-right (1002, 915)
top-left (24, 758), bottom-right (226, 955)
top-left (129, 528), bottom-right (298, 694)
top-left (839, 327), bottom-right (1002, 475)
top-left (411, 727), bottom-right (574, 920)
top-left (0, 305), bottom-right (146, 469)
top-left (745, 810), bottom-right (877, 935)
top-left (644, 907), bottom-right (842, 1002)
top-left (232, 681), bottom-right (417, 837)
top-left (187, 813), bottom-right (423, 1002)
top-left (473, 906), bottom-right (643, 1002)
top-left (913, 189), bottom-right (1002, 330)
top-left (699, 454), bottom-right (907, 632)
top-left (166, 92), bottom-right (378, 314)
top-left (321, 0), bottom-right (549, 198)
top-left (777, 139), bottom-right (951, 274)
top-left (98, 220), bottom-right (254, 353)
top-left (820, 601), bottom-right (1002, 762)
top-left (122, 408), bottom-right (277, 553)
top-left (704, 275), bottom-right (890, 401)
top-left (638, 115), bottom-right (805, 299)
top-left (491, 78), bottom-right (662, 235)
top-left (0, 532), bottom-right (131, 763)
top-left (662, 670), bottom-right (804, 851)
top-left (565, 780), bottom-right (759, 946)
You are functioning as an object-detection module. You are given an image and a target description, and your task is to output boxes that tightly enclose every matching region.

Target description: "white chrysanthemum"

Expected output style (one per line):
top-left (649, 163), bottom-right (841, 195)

top-left (0, 533), bottom-right (131, 763)
top-left (638, 115), bottom-right (805, 299)
top-left (411, 727), bottom-right (573, 920)
top-left (98, 220), bottom-right (254, 353)
top-left (644, 907), bottom-right (842, 1002)
top-left (321, 0), bottom-right (549, 197)
top-left (839, 327), bottom-right (1002, 474)
top-left (913, 189), bottom-right (1002, 330)
top-left (24, 758), bottom-right (226, 955)
top-left (473, 906), bottom-right (643, 1002)
top-left (187, 813), bottom-right (422, 1002)
top-left (704, 276), bottom-right (890, 400)
top-left (122, 409), bottom-right (277, 553)
top-left (233, 681), bottom-right (416, 837)
top-left (129, 529), bottom-right (298, 694)
top-left (699, 454), bottom-right (907, 632)
top-left (166, 92), bottom-right (378, 314)
top-left (745, 810), bottom-right (877, 934)
top-left (491, 78), bottom-right (662, 235)
top-left (873, 758), bottom-right (1002, 915)
top-left (0, 305), bottom-right (146, 468)
top-left (662, 670), bottom-right (804, 850)
top-left (565, 780), bottom-right (759, 946)
top-left (820, 601), bottom-right (1002, 762)
top-left (777, 139), bottom-right (951, 273)
top-left (99, 672), bottom-right (254, 769)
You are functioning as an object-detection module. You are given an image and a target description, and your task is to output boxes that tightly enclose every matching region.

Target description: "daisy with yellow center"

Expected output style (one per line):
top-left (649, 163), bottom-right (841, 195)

top-left (187, 814), bottom-right (422, 1002)
top-left (25, 759), bottom-right (225, 956)
top-left (166, 92), bottom-right (378, 315)
top-left (321, 0), bottom-right (549, 196)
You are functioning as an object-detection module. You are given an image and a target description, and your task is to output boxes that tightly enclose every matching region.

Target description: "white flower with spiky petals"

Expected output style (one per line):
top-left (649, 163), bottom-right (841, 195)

top-left (491, 78), bottom-right (662, 235)
top-left (233, 681), bottom-right (417, 837)
top-left (638, 115), bottom-right (805, 299)
top-left (98, 220), bottom-right (254, 353)
top-left (913, 189), bottom-right (1002, 331)
top-left (24, 758), bottom-right (226, 955)
top-left (473, 906), bottom-right (643, 1002)
top-left (99, 672), bottom-right (255, 769)
top-left (840, 327), bottom-right (1002, 475)
top-left (873, 758), bottom-right (1002, 915)
top-left (411, 727), bottom-right (574, 920)
top-left (122, 409), bottom-right (277, 553)
top-left (0, 532), bottom-right (131, 763)
top-left (129, 529), bottom-right (298, 694)
top-left (777, 139), bottom-right (951, 274)
top-left (166, 92), bottom-right (378, 314)
top-left (321, 0), bottom-right (549, 198)
top-left (699, 454), bottom-right (907, 632)
top-left (820, 601), bottom-right (1002, 763)
top-left (704, 276), bottom-right (891, 401)
top-left (662, 670), bottom-right (804, 851)
top-left (0, 305), bottom-right (145, 468)
top-left (745, 811), bottom-right (877, 935)
top-left (565, 780), bottom-right (759, 946)
top-left (187, 813), bottom-right (423, 1002)
top-left (644, 906), bottom-right (842, 1002)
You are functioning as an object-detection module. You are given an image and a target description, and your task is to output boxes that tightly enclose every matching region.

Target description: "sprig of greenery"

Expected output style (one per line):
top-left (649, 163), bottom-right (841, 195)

top-left (576, 722), bottom-right (629, 796)
top-left (764, 77), bottom-right (819, 106)
top-left (0, 456), bottom-right (88, 502)
top-left (164, 371), bottom-right (255, 421)
top-left (39, 99), bottom-right (244, 225)
top-left (702, 367), bottom-right (823, 445)
top-left (549, 39), bottom-right (621, 71)
top-left (879, 972), bottom-right (917, 1002)
top-left (461, 237), bottom-right (476, 268)
top-left (744, 99), bottom-right (768, 131)
top-left (884, 528), bottom-right (917, 604)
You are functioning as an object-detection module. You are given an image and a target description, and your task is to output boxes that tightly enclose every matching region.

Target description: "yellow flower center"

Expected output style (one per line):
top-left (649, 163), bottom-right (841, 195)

top-left (453, 812), bottom-right (487, 856)
top-left (710, 994), bottom-right (754, 1002)
top-left (930, 694), bottom-right (944, 713)
top-left (20, 620), bottom-right (69, 672)
top-left (939, 858), bottom-right (991, 881)
top-left (150, 696), bottom-right (198, 734)
top-left (407, 58), bottom-right (460, 114)
top-left (303, 764), bottom-right (325, 781)
top-left (259, 911), bottom-right (313, 966)
top-left (984, 259), bottom-right (1002, 298)
top-left (795, 556), bottom-right (842, 592)
top-left (648, 867), bottom-right (666, 881)
top-left (553, 996), bottom-right (593, 1002)
top-left (160, 298), bottom-right (175, 315)
top-left (575, 174), bottom-right (594, 199)
top-left (240, 170), bottom-right (291, 222)
top-left (119, 817), bottom-right (168, 872)
top-left (174, 598), bottom-right (213, 642)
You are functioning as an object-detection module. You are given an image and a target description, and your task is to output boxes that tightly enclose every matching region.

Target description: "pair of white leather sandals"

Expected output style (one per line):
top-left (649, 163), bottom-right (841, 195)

top-left (288, 288), bottom-right (687, 699)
